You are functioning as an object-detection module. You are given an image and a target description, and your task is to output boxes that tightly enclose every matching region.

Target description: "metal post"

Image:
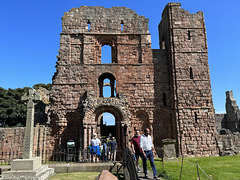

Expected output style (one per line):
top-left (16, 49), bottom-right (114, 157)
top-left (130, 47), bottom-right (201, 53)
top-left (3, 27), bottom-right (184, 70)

top-left (196, 162), bottom-right (200, 180)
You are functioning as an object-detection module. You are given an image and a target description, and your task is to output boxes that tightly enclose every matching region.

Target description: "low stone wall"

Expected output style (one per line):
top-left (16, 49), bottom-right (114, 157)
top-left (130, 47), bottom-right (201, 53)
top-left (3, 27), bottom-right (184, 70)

top-left (217, 133), bottom-right (240, 156)
top-left (0, 127), bottom-right (25, 152)
top-left (0, 126), bottom-right (55, 154)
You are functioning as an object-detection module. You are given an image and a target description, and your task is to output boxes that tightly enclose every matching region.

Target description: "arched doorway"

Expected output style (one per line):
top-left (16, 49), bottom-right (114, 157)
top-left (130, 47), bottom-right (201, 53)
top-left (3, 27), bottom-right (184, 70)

top-left (82, 90), bottom-right (131, 157)
top-left (94, 106), bottom-right (126, 156)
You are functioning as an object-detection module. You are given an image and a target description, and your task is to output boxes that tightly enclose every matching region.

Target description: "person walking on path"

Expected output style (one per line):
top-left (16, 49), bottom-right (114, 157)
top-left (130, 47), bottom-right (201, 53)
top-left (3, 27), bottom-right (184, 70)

top-left (140, 128), bottom-right (160, 179)
top-left (109, 137), bottom-right (117, 161)
top-left (131, 129), bottom-right (142, 172)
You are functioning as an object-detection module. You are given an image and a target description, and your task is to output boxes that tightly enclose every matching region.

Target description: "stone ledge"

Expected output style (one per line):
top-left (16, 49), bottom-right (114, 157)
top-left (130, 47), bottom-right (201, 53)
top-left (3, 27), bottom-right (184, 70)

top-left (1, 165), bottom-right (54, 180)
top-left (11, 157), bottom-right (42, 171)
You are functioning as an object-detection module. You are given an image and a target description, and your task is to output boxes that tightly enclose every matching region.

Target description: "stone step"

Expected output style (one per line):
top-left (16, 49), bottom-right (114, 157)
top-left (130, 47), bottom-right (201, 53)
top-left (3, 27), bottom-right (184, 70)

top-left (1, 165), bottom-right (54, 180)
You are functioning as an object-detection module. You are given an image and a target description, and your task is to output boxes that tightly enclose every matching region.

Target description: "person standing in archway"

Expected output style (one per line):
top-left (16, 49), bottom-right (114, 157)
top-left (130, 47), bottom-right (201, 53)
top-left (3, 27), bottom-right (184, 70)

top-left (140, 128), bottom-right (160, 180)
top-left (131, 129), bottom-right (142, 173)
top-left (90, 133), bottom-right (101, 163)
top-left (109, 137), bottom-right (117, 161)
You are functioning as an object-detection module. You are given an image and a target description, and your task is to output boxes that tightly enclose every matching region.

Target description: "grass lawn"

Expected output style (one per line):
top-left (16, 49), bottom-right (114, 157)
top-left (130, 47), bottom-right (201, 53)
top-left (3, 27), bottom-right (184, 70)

top-left (146, 155), bottom-right (240, 180)
top-left (49, 172), bottom-right (100, 180)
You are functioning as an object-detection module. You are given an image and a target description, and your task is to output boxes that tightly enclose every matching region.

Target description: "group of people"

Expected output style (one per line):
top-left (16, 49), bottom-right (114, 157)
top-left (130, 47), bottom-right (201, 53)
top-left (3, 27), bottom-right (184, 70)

top-left (89, 133), bottom-right (117, 163)
top-left (131, 128), bottom-right (160, 180)
top-left (89, 128), bottom-right (159, 179)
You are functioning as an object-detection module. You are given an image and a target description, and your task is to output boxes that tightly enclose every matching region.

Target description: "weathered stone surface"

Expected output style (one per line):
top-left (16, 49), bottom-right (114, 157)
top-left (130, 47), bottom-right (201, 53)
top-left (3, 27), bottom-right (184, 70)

top-left (11, 157), bottom-right (42, 171)
top-left (21, 89), bottom-right (42, 159)
top-left (163, 139), bottom-right (177, 161)
top-left (225, 91), bottom-right (240, 132)
top-left (95, 170), bottom-right (118, 180)
top-left (2, 164), bottom-right (54, 180)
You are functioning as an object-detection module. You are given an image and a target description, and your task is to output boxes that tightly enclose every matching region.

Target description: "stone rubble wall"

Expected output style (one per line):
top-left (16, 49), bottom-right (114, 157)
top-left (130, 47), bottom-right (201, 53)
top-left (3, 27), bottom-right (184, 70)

top-left (0, 126), bottom-right (55, 156)
top-left (217, 134), bottom-right (240, 156)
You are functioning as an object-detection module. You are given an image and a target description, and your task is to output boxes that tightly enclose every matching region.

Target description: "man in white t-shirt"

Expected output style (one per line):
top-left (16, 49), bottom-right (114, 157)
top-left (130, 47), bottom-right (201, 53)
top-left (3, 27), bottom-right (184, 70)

top-left (140, 128), bottom-right (160, 180)
top-left (90, 133), bottom-right (101, 163)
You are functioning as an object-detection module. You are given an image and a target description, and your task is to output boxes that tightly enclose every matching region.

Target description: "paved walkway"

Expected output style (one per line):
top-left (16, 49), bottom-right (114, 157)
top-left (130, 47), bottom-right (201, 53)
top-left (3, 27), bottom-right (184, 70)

top-left (138, 168), bottom-right (163, 180)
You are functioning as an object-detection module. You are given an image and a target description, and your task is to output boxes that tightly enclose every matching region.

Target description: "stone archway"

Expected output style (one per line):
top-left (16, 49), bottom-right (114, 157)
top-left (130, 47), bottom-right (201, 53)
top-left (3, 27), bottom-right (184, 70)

top-left (95, 105), bottom-right (125, 153)
top-left (82, 90), bottom-right (131, 153)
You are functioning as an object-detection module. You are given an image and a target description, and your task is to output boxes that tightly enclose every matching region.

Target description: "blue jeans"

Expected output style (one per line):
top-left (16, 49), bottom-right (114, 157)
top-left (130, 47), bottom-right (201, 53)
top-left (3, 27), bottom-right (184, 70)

top-left (142, 150), bottom-right (157, 177)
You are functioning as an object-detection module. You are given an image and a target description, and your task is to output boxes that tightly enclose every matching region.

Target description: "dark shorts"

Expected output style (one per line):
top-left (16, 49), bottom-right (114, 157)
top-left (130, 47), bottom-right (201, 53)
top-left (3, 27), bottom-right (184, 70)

top-left (135, 151), bottom-right (142, 159)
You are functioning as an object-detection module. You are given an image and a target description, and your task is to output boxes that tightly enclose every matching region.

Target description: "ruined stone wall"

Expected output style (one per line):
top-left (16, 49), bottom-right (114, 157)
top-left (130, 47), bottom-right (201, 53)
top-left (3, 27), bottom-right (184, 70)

top-left (0, 126), bottom-right (54, 154)
top-left (217, 134), bottom-right (240, 156)
top-left (0, 128), bottom-right (25, 152)
top-left (215, 114), bottom-right (226, 133)
top-left (159, 3), bottom-right (218, 156)
top-left (152, 49), bottom-right (173, 146)
top-left (225, 91), bottom-right (240, 132)
top-left (0, 4), bottom-right (220, 157)
top-left (50, 6), bottom-right (158, 150)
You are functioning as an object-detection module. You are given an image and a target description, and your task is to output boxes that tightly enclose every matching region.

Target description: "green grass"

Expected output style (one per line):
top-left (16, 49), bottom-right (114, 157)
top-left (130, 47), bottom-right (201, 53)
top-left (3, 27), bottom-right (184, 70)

top-left (144, 155), bottom-right (240, 180)
top-left (49, 171), bottom-right (122, 180)
top-left (49, 172), bottom-right (100, 180)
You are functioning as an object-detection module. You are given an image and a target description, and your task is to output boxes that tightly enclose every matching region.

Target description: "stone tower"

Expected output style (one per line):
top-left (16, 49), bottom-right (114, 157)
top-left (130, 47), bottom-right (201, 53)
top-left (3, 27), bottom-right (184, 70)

top-left (158, 3), bottom-right (218, 156)
top-left (49, 3), bottom-right (218, 156)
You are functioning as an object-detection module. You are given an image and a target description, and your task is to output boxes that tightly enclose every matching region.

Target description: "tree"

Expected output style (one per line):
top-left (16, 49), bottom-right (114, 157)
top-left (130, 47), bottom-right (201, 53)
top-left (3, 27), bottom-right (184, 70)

top-left (0, 83), bottom-right (51, 127)
top-left (33, 83), bottom-right (51, 91)
top-left (0, 87), bottom-right (30, 127)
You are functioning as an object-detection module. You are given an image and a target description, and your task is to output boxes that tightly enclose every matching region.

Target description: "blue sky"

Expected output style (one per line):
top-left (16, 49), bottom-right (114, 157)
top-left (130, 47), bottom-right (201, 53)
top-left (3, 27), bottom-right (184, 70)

top-left (0, 0), bottom-right (240, 115)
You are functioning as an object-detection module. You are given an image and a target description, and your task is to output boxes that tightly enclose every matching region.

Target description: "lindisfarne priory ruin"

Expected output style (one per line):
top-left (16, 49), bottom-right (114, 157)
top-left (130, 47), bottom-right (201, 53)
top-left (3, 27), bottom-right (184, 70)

top-left (1, 3), bottom-right (240, 160)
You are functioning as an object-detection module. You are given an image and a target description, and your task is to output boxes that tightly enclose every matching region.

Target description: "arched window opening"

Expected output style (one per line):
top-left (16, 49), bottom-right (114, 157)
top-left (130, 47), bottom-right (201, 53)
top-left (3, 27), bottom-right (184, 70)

top-left (190, 67), bottom-right (193, 79)
top-left (103, 79), bottom-right (111, 97)
top-left (99, 73), bottom-right (116, 97)
top-left (101, 45), bottom-right (112, 63)
top-left (100, 112), bottom-right (116, 138)
top-left (161, 36), bottom-right (165, 49)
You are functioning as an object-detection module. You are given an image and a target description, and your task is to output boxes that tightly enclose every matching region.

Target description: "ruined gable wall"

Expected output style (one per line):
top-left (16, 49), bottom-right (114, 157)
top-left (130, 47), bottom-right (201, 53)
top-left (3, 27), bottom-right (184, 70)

top-left (50, 6), bottom-right (160, 149)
